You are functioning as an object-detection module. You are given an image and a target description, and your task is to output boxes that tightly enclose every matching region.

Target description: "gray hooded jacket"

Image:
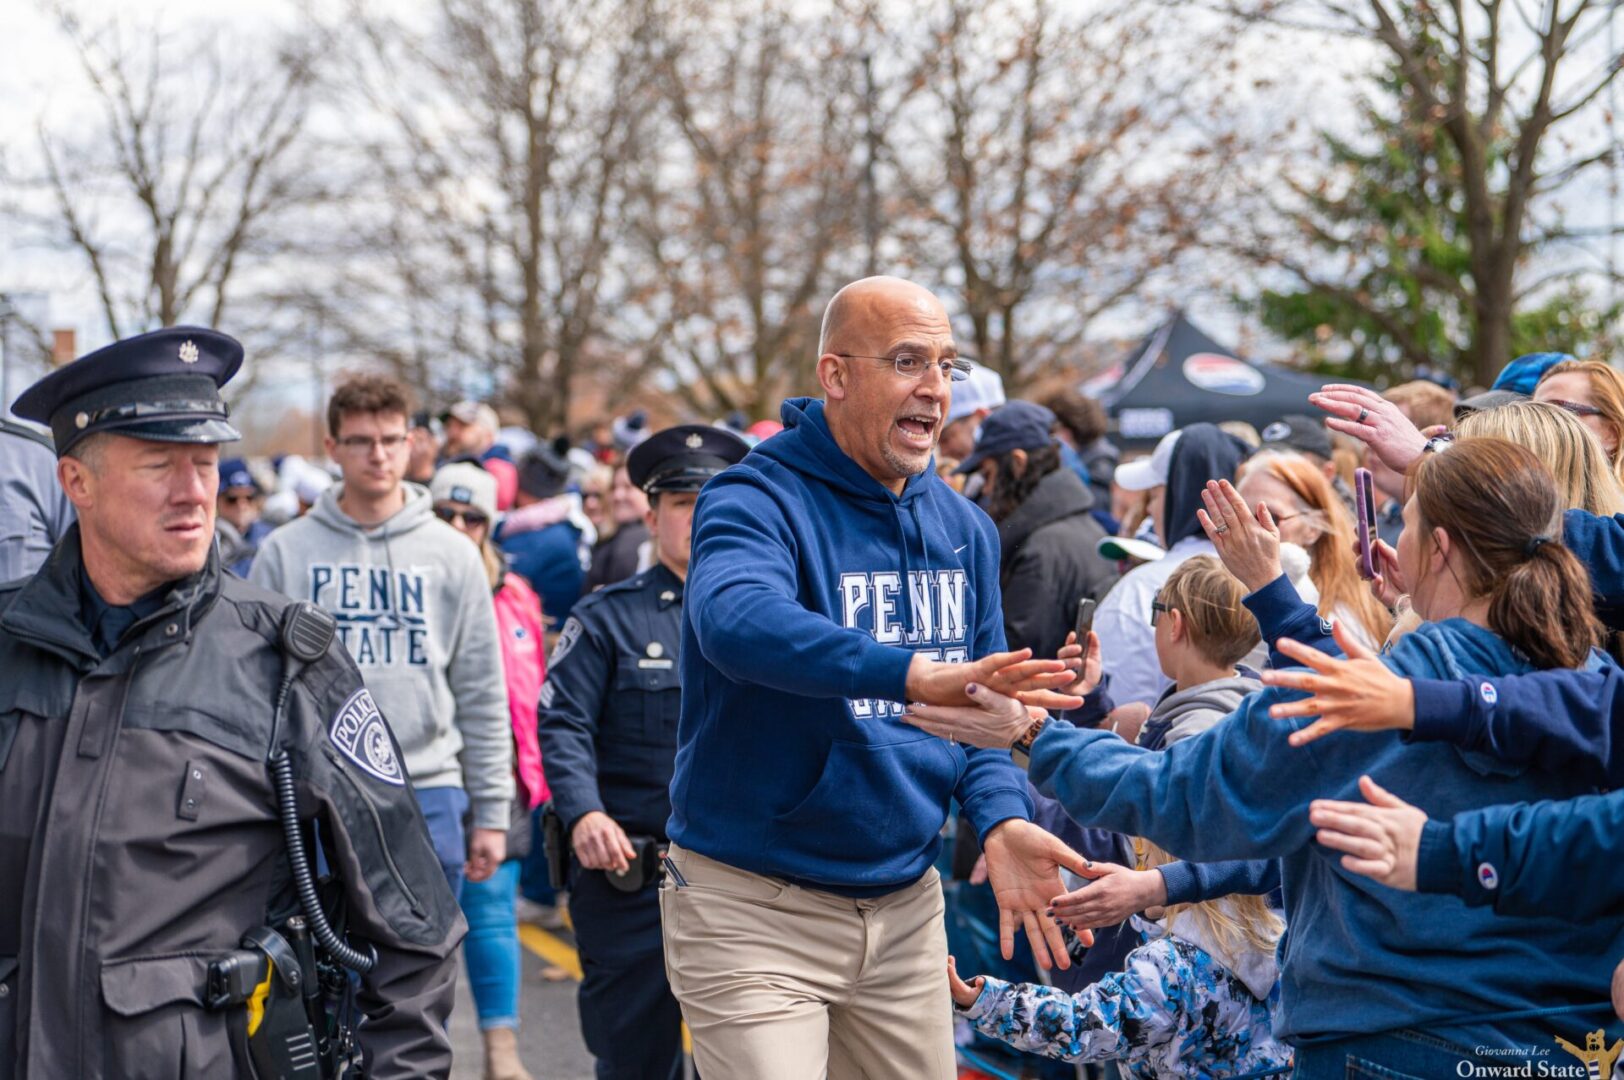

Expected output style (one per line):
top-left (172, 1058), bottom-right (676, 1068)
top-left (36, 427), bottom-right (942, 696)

top-left (252, 482), bottom-right (513, 828)
top-left (1137, 671), bottom-right (1264, 751)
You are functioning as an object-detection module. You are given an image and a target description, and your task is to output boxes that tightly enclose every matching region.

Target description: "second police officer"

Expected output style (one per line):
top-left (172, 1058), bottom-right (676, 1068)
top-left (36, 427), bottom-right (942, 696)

top-left (538, 423), bottom-right (750, 1080)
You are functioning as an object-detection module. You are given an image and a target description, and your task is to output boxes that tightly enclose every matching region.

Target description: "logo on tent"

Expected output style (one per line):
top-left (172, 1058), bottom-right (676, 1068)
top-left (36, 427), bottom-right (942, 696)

top-left (1184, 353), bottom-right (1265, 397)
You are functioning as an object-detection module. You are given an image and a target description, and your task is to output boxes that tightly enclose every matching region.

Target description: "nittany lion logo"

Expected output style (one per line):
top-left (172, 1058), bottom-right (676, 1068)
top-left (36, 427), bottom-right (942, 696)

top-left (329, 688), bottom-right (404, 786)
top-left (1557, 1031), bottom-right (1623, 1080)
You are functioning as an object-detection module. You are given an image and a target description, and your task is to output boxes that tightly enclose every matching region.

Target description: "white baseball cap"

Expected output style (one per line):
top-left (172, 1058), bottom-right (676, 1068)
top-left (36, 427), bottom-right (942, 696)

top-left (430, 462), bottom-right (499, 522)
top-left (947, 365), bottom-right (1006, 425)
top-left (1113, 428), bottom-right (1183, 492)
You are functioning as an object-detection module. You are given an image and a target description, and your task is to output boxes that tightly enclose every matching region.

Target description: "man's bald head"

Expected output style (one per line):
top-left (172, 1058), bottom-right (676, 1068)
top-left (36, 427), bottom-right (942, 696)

top-left (818, 276), bottom-right (949, 356)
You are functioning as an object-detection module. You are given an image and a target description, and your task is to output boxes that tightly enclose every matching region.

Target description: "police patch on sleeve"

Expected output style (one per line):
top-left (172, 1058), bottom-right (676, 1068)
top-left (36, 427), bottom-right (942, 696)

top-left (330, 688), bottom-right (405, 786)
top-left (551, 616), bottom-right (584, 665)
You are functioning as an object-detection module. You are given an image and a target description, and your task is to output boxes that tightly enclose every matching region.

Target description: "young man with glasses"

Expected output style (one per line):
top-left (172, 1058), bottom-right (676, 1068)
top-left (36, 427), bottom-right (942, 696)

top-left (252, 373), bottom-right (513, 898)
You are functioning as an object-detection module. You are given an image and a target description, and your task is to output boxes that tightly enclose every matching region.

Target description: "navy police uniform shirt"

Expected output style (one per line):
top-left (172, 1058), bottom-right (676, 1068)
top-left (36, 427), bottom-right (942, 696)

top-left (537, 562), bottom-right (684, 840)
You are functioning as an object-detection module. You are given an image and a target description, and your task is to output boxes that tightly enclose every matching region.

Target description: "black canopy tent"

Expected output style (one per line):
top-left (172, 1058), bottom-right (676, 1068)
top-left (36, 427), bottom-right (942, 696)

top-left (1086, 312), bottom-right (1348, 448)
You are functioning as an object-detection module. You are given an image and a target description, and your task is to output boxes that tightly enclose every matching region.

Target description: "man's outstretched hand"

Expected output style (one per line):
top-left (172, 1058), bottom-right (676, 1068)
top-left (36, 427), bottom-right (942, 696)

top-left (982, 819), bottom-right (1093, 971)
top-left (906, 648), bottom-right (1078, 709)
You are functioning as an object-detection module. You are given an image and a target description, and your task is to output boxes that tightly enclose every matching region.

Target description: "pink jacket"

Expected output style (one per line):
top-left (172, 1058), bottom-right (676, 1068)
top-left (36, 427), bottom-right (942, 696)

top-left (494, 573), bottom-right (549, 808)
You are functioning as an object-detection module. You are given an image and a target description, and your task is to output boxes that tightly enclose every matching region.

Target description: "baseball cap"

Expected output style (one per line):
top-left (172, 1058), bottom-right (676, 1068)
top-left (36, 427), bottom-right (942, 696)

top-left (1453, 388), bottom-right (1526, 420)
top-left (430, 461), bottom-right (499, 522)
top-left (218, 457), bottom-right (261, 495)
top-left (1257, 414), bottom-right (1333, 462)
top-left (440, 401), bottom-right (500, 434)
top-left (1113, 428), bottom-right (1183, 491)
top-left (946, 366), bottom-right (1006, 425)
top-left (1098, 535), bottom-right (1165, 563)
top-left (955, 401), bottom-right (1056, 474)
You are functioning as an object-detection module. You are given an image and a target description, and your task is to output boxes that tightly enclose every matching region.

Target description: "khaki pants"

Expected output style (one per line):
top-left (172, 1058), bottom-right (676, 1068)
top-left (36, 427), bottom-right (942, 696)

top-left (659, 842), bottom-right (956, 1080)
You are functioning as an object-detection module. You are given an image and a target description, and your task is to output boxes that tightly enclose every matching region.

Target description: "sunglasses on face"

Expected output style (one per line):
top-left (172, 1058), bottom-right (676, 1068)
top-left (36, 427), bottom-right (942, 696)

top-left (1150, 600), bottom-right (1171, 626)
top-left (434, 505), bottom-right (489, 529)
top-left (1547, 398), bottom-right (1604, 418)
top-left (220, 493), bottom-right (258, 506)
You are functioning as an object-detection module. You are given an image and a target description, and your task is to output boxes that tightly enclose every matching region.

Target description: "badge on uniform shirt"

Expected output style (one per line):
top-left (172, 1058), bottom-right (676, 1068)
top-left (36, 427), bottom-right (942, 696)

top-left (329, 688), bottom-right (405, 786)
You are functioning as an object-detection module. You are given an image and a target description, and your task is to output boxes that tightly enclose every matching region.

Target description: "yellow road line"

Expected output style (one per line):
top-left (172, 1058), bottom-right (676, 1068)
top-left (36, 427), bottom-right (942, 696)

top-left (517, 923), bottom-right (583, 981)
top-left (517, 921), bottom-right (691, 1053)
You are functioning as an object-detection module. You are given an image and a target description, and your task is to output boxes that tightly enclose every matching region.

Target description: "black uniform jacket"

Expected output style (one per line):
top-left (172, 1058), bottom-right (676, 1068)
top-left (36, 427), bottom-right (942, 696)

top-left (0, 529), bottom-right (465, 1080)
top-left (538, 563), bottom-right (683, 839)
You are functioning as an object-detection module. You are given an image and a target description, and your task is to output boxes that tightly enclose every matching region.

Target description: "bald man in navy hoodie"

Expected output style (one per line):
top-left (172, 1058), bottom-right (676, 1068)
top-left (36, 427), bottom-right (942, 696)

top-left (660, 276), bottom-right (1091, 1079)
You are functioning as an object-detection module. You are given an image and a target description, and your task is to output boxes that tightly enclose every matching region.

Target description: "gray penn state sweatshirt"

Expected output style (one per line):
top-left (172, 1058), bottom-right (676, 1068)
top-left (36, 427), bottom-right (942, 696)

top-left (252, 482), bottom-right (513, 829)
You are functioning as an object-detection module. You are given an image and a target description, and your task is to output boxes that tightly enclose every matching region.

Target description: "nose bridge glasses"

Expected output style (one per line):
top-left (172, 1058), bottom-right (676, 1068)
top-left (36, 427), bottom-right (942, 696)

top-left (836, 353), bottom-right (973, 383)
top-left (338, 434), bottom-right (408, 453)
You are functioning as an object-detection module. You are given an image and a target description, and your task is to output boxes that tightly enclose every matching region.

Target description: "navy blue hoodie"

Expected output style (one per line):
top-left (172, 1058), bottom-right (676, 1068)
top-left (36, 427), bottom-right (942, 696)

top-left (668, 397), bottom-right (1033, 894)
top-left (1028, 616), bottom-right (1622, 1048)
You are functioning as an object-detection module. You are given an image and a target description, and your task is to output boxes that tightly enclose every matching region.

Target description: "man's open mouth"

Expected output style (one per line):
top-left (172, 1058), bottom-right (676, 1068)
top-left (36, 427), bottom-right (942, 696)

top-left (896, 414), bottom-right (938, 446)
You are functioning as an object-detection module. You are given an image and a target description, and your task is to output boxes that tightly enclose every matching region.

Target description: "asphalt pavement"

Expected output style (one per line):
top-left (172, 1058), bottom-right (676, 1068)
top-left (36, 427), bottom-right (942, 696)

top-left (448, 921), bottom-right (595, 1080)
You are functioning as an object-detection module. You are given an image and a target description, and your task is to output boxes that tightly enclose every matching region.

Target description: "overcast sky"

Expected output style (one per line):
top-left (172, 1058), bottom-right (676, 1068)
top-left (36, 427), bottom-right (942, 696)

top-left (3, 0), bottom-right (1618, 400)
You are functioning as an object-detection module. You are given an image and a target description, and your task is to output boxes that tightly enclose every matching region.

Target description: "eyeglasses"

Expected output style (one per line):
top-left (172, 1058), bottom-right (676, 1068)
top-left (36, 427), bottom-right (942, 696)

top-left (1547, 398), bottom-right (1605, 418)
top-left (1150, 600), bottom-right (1171, 626)
top-left (337, 433), bottom-right (409, 453)
top-left (836, 353), bottom-right (973, 382)
top-left (434, 506), bottom-right (489, 529)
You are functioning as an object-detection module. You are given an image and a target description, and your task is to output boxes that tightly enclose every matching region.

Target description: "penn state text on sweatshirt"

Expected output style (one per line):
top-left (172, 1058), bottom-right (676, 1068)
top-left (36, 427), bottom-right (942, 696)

top-left (668, 397), bottom-right (1032, 894)
top-left (251, 482), bottom-right (513, 828)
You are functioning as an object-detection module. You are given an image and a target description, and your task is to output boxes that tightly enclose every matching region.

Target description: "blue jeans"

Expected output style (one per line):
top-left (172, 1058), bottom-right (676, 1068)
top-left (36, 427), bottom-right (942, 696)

top-left (415, 786), bottom-right (470, 899)
top-left (460, 859), bottom-right (522, 1030)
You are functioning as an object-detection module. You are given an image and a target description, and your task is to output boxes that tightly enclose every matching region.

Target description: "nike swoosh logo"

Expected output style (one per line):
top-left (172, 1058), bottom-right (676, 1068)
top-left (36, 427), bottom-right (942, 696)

top-left (953, 544), bottom-right (968, 555)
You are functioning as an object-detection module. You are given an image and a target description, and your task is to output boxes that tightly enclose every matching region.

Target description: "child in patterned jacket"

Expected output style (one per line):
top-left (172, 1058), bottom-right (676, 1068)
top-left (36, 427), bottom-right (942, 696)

top-left (948, 837), bottom-right (1292, 1080)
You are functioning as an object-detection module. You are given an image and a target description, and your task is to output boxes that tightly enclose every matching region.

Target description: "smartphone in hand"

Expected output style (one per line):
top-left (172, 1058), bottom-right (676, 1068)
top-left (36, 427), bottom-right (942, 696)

top-left (1074, 597), bottom-right (1097, 644)
top-left (1355, 468), bottom-right (1378, 580)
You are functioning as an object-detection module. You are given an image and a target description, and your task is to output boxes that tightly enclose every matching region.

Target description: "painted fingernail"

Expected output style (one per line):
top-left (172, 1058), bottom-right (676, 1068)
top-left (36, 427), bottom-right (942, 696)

top-left (966, 683), bottom-right (979, 694)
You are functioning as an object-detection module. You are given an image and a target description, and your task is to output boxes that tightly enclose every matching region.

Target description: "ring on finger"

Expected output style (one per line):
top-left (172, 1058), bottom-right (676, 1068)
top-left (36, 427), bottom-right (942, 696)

top-left (1213, 523), bottom-right (1230, 534)
top-left (1358, 407), bottom-right (1370, 424)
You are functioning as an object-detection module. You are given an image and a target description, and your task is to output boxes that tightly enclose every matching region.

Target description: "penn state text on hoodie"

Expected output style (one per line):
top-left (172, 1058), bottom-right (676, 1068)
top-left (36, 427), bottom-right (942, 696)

top-left (668, 398), bottom-right (1032, 895)
top-left (251, 482), bottom-right (513, 828)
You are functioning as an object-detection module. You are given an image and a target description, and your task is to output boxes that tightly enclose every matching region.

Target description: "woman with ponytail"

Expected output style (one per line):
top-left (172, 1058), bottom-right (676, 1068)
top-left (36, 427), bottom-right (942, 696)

top-left (903, 437), bottom-right (1623, 1077)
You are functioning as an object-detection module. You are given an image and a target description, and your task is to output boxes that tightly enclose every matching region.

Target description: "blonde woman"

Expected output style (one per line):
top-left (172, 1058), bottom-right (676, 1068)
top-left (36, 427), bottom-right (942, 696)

top-left (1533, 359), bottom-right (1624, 486)
top-left (1456, 399), bottom-right (1624, 516)
top-left (1238, 450), bottom-right (1392, 651)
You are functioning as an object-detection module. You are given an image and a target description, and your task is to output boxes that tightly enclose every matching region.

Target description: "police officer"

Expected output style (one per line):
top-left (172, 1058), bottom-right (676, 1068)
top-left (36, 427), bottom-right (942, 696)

top-left (0, 416), bottom-right (74, 582)
top-left (539, 423), bottom-right (749, 1080)
top-left (0, 328), bottom-right (465, 1079)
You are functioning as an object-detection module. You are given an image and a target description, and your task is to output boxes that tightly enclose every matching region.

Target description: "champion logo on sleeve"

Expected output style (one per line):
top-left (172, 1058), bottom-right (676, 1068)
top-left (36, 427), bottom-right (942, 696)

top-left (329, 688), bottom-right (405, 786)
top-left (1477, 862), bottom-right (1500, 890)
top-left (1479, 681), bottom-right (1498, 706)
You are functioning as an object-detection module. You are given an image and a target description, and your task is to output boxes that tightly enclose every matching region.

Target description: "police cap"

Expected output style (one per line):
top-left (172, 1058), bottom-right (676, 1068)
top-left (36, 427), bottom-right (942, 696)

top-left (626, 424), bottom-right (750, 495)
top-left (11, 326), bottom-right (243, 456)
